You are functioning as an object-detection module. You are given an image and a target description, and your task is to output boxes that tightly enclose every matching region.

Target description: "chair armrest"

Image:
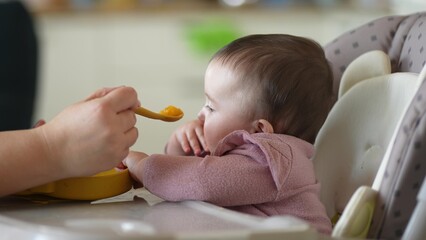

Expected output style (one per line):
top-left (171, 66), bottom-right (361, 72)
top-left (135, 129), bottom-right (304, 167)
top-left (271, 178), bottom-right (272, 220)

top-left (332, 186), bottom-right (377, 238)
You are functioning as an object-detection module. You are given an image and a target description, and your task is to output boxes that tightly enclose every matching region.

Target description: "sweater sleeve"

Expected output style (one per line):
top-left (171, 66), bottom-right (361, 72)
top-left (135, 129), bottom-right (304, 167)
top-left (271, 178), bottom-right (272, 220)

top-left (142, 131), bottom-right (293, 207)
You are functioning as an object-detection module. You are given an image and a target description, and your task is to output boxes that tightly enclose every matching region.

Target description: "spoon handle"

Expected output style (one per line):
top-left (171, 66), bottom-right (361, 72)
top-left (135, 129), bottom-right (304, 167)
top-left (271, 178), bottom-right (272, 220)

top-left (134, 106), bottom-right (164, 120)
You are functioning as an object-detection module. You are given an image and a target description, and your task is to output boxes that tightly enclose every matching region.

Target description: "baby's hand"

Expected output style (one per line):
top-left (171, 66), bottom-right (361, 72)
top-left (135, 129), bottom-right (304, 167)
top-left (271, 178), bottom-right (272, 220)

top-left (166, 119), bottom-right (208, 156)
top-left (123, 151), bottom-right (149, 187)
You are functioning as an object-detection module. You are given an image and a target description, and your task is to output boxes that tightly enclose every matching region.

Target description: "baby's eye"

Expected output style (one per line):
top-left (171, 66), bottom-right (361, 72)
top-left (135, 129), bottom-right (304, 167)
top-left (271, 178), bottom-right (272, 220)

top-left (204, 104), bottom-right (214, 112)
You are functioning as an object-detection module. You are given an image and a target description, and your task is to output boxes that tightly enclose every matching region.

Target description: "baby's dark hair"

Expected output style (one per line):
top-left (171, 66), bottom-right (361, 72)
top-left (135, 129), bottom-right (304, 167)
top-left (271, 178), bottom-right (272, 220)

top-left (211, 34), bottom-right (333, 144)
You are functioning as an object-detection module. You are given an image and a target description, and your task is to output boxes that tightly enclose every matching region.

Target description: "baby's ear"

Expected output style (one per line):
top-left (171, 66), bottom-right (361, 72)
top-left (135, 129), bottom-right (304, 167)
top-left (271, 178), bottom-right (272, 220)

top-left (254, 119), bottom-right (274, 133)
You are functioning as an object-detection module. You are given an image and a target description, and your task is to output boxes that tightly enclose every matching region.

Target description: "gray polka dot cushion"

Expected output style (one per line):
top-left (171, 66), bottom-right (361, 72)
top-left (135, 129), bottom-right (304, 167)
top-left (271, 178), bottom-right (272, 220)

top-left (324, 11), bottom-right (426, 239)
top-left (324, 12), bottom-right (426, 101)
top-left (367, 72), bottom-right (426, 239)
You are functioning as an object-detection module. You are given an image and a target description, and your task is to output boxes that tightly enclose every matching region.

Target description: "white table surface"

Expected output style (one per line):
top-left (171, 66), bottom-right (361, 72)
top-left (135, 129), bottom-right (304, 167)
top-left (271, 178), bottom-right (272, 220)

top-left (0, 188), bottom-right (321, 240)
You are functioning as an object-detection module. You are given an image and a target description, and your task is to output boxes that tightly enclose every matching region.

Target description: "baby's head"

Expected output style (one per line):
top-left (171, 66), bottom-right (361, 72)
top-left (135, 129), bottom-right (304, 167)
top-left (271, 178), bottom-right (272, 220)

top-left (199, 34), bottom-right (333, 152)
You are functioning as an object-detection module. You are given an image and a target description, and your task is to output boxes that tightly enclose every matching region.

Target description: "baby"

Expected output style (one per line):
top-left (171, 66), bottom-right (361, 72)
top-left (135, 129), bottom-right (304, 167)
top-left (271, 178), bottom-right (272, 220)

top-left (125, 34), bottom-right (333, 234)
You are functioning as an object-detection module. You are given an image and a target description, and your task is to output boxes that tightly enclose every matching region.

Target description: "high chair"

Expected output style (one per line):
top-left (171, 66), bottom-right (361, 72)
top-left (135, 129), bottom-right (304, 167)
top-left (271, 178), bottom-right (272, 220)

top-left (320, 11), bottom-right (426, 239)
top-left (313, 50), bottom-right (425, 238)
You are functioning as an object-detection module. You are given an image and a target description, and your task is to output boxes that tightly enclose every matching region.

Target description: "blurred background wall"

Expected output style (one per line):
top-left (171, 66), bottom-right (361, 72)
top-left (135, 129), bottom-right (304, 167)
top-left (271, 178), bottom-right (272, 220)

top-left (20, 0), bottom-right (425, 154)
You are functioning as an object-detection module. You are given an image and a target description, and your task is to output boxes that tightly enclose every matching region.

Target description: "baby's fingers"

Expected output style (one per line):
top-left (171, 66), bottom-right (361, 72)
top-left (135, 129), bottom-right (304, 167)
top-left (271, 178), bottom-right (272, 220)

top-left (176, 132), bottom-right (191, 154)
top-left (194, 126), bottom-right (208, 153)
top-left (185, 129), bottom-right (203, 156)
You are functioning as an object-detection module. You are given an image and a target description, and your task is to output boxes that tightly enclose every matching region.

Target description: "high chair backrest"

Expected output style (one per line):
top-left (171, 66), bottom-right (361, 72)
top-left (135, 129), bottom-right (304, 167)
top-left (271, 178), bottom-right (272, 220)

top-left (322, 11), bottom-right (426, 239)
top-left (329, 63), bottom-right (426, 240)
top-left (312, 50), bottom-right (422, 220)
top-left (367, 68), bottom-right (426, 239)
top-left (324, 12), bottom-right (426, 103)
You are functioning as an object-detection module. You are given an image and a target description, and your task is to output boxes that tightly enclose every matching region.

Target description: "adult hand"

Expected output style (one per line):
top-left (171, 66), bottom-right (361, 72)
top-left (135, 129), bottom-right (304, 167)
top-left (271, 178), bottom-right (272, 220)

top-left (38, 86), bottom-right (140, 178)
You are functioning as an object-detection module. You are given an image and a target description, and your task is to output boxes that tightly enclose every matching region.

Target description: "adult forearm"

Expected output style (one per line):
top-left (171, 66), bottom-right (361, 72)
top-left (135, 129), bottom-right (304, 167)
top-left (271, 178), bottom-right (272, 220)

top-left (0, 129), bottom-right (58, 196)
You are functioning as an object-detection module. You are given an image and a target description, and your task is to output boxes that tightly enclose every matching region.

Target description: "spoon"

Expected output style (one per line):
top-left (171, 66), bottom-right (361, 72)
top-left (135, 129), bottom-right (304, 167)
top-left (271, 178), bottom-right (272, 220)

top-left (134, 105), bottom-right (184, 122)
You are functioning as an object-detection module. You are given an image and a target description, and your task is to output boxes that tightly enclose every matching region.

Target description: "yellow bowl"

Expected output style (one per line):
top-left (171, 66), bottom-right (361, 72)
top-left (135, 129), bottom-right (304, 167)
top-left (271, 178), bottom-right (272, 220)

top-left (17, 168), bottom-right (132, 201)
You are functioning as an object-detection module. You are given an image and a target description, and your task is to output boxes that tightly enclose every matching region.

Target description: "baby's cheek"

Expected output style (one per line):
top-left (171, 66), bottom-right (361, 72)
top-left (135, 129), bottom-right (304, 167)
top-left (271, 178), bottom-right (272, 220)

top-left (205, 135), bottom-right (220, 155)
top-left (204, 120), bottom-right (227, 151)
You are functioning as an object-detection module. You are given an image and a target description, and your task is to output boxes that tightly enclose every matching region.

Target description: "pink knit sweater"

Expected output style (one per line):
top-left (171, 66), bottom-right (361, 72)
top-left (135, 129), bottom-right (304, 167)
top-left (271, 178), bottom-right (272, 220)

top-left (142, 130), bottom-right (332, 234)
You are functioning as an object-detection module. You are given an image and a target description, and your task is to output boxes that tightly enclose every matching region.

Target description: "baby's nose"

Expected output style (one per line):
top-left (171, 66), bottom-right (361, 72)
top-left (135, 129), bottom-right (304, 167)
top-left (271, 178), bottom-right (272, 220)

top-left (197, 110), bottom-right (205, 122)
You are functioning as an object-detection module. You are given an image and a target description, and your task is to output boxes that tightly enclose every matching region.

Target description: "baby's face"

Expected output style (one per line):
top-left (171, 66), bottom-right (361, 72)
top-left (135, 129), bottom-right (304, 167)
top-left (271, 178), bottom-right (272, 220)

top-left (197, 61), bottom-right (257, 153)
